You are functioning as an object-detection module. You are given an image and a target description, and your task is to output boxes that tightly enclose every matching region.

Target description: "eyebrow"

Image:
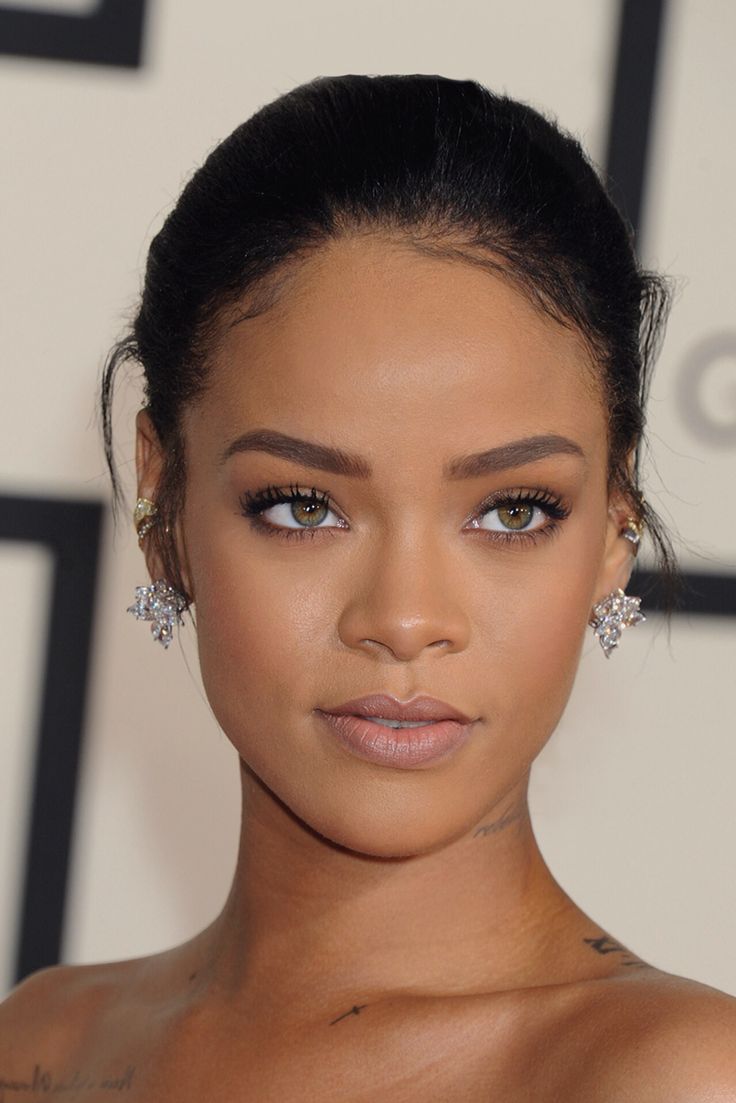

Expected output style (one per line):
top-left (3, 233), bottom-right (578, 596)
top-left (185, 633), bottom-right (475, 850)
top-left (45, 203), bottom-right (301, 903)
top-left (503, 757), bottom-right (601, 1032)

top-left (220, 429), bottom-right (584, 479)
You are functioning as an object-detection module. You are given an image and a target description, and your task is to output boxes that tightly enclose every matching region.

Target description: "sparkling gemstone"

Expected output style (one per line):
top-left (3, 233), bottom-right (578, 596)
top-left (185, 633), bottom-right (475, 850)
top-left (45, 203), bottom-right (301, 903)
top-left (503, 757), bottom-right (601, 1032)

top-left (127, 579), bottom-right (186, 649)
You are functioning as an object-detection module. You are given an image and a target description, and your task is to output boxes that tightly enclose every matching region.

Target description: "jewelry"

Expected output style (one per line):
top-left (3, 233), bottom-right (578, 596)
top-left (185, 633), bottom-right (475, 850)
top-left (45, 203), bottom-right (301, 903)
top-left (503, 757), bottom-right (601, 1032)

top-left (589, 588), bottom-right (645, 658)
top-left (127, 579), bottom-right (187, 649)
top-left (134, 497), bottom-right (158, 543)
top-left (621, 517), bottom-right (642, 553)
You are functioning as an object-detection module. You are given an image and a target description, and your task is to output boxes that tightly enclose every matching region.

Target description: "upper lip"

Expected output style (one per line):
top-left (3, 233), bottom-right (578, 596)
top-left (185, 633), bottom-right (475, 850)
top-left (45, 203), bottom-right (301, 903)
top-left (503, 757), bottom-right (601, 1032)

top-left (319, 694), bottom-right (474, 724)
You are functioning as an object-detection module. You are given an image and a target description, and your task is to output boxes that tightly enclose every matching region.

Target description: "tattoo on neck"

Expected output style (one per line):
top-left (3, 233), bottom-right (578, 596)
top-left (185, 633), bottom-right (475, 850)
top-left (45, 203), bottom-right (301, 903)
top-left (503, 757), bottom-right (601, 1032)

top-left (329, 1004), bottom-right (368, 1026)
top-left (583, 934), bottom-right (648, 969)
top-left (0, 1063), bottom-right (135, 1095)
top-left (473, 805), bottom-right (523, 838)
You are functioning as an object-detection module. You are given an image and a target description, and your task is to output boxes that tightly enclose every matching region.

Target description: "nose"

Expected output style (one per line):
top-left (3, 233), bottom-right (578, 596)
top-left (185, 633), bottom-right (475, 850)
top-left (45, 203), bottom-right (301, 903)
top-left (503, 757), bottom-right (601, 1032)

top-left (336, 527), bottom-right (471, 662)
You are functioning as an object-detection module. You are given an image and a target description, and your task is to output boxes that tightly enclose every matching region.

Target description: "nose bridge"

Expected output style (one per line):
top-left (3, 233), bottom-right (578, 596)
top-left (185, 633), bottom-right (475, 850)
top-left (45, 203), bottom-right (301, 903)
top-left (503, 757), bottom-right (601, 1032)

top-left (337, 517), bottom-right (471, 660)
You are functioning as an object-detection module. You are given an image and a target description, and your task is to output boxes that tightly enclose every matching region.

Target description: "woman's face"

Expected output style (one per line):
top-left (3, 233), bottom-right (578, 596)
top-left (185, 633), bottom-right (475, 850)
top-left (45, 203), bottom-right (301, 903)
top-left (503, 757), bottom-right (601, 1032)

top-left (147, 234), bottom-right (630, 858)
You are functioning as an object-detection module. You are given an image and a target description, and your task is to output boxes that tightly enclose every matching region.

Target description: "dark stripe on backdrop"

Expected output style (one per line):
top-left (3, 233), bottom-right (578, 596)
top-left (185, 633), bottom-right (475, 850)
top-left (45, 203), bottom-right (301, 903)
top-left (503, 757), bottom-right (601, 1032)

top-left (604, 0), bottom-right (668, 242)
top-left (0, 0), bottom-right (147, 68)
top-left (604, 0), bottom-right (736, 618)
top-left (1, 496), bottom-right (104, 983)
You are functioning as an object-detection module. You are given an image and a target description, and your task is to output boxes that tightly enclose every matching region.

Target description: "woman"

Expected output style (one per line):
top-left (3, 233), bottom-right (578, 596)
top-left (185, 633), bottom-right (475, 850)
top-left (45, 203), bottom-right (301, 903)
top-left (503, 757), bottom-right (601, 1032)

top-left (2, 74), bottom-right (734, 1100)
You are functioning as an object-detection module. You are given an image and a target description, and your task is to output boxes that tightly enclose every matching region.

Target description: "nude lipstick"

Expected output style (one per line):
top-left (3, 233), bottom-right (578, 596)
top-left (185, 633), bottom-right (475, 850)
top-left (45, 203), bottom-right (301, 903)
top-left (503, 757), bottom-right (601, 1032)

top-left (315, 693), bottom-right (477, 769)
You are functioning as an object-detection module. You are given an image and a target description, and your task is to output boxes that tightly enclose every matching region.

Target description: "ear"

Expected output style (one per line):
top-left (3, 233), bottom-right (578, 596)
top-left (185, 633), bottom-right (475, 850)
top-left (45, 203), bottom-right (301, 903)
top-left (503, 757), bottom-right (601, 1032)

top-left (135, 409), bottom-right (168, 584)
top-left (593, 488), bottom-right (640, 603)
top-left (135, 409), bottom-right (194, 601)
top-left (135, 408), bottom-right (164, 499)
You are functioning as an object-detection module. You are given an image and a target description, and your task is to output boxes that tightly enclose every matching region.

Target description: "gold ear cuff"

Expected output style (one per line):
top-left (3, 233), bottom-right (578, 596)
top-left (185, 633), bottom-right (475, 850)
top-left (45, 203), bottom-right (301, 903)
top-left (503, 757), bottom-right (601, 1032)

top-left (134, 497), bottom-right (158, 545)
top-left (621, 517), bottom-right (642, 554)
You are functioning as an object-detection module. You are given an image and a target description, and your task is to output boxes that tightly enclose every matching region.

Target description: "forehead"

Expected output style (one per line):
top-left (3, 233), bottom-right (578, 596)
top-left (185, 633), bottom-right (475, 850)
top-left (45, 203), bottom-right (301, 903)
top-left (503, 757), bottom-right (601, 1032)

top-left (195, 234), bottom-right (605, 467)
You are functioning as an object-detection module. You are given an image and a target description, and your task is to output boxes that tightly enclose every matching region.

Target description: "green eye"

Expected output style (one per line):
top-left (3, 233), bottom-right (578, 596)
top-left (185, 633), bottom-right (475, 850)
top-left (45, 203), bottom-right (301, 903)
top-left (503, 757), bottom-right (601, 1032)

top-left (496, 504), bottom-right (535, 530)
top-left (240, 483), bottom-right (343, 540)
top-left (241, 483), bottom-right (568, 544)
top-left (476, 499), bottom-right (553, 535)
top-left (290, 498), bottom-right (330, 527)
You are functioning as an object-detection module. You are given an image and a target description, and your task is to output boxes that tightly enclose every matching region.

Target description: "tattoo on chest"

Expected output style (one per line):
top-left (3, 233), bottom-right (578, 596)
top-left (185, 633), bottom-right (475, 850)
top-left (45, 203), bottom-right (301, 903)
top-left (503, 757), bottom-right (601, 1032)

top-left (329, 1004), bottom-right (368, 1025)
top-left (0, 1063), bottom-right (134, 1097)
top-left (583, 934), bottom-right (648, 969)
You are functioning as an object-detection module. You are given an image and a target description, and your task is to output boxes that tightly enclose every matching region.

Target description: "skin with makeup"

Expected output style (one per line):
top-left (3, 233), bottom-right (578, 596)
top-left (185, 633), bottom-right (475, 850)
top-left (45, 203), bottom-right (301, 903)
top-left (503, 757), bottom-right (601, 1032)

top-left (2, 77), bottom-right (735, 1101)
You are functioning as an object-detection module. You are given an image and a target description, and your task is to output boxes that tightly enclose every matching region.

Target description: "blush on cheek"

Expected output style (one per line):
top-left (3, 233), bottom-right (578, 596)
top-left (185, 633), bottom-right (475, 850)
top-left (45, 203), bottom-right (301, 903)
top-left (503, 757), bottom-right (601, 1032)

top-left (193, 565), bottom-right (317, 769)
top-left (199, 610), bottom-right (270, 707)
top-left (492, 571), bottom-right (591, 741)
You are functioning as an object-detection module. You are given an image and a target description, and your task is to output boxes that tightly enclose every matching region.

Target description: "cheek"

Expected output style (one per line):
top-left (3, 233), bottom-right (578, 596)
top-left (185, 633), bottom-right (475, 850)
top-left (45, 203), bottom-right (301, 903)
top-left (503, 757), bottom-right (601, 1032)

top-left (504, 582), bottom-right (586, 729)
top-left (473, 533), bottom-right (603, 758)
top-left (187, 523), bottom-right (330, 755)
top-left (181, 494), bottom-right (605, 857)
top-left (192, 525), bottom-right (597, 763)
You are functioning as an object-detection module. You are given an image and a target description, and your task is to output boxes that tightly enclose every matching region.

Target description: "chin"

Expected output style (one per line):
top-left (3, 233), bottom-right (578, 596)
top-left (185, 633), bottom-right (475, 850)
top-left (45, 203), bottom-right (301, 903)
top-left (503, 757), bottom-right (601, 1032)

top-left (292, 791), bottom-right (484, 861)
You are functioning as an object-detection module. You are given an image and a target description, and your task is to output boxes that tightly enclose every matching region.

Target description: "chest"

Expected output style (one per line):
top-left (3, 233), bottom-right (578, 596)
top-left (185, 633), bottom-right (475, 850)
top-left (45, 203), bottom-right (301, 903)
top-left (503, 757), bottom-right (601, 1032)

top-left (56, 1000), bottom-right (579, 1103)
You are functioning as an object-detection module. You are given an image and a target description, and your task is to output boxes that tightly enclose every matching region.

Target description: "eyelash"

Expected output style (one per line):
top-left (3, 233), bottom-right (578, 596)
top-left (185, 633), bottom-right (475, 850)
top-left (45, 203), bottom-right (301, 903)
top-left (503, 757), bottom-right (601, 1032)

top-left (238, 482), bottom-right (570, 545)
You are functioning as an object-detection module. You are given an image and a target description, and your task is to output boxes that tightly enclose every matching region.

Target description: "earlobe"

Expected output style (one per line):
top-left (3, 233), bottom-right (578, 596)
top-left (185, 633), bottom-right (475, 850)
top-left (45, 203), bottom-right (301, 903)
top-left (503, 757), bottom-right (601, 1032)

top-left (594, 503), bottom-right (642, 603)
top-left (588, 504), bottom-right (645, 657)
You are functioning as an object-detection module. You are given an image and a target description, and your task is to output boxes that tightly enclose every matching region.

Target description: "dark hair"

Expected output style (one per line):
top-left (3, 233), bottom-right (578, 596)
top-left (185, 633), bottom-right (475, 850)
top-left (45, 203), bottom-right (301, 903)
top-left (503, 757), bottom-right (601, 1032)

top-left (101, 73), bottom-right (677, 603)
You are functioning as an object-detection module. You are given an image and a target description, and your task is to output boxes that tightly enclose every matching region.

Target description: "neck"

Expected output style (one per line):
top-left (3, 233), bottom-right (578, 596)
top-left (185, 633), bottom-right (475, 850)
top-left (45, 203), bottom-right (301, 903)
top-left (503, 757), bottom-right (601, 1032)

top-left (193, 762), bottom-right (582, 1018)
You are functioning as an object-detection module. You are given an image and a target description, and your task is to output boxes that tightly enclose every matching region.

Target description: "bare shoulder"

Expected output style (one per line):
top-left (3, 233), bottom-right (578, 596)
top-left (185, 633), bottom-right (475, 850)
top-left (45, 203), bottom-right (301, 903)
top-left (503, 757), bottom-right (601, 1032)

top-left (0, 926), bottom-right (209, 1054)
top-left (0, 958), bottom-right (163, 1096)
top-left (0, 959), bottom-right (133, 1059)
top-left (563, 968), bottom-right (736, 1101)
top-left (637, 971), bottom-right (736, 1096)
top-left (0, 933), bottom-right (208, 1096)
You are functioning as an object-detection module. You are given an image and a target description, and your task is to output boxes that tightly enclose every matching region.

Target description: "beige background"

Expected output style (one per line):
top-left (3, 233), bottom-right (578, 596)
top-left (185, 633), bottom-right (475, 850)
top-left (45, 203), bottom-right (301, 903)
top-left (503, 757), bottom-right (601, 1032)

top-left (1, 0), bottom-right (734, 998)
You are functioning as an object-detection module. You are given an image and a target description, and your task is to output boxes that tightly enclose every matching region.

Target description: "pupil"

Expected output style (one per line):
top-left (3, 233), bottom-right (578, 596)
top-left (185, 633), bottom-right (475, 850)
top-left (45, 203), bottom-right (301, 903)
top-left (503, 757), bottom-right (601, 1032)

top-left (499, 504), bottom-right (533, 530)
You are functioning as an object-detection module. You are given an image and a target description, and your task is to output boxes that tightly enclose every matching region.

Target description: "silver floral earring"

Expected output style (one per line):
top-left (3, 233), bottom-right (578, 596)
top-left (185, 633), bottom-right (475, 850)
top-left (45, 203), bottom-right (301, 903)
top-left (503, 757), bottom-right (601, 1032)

top-left (128, 578), bottom-right (187, 649)
top-left (589, 519), bottom-right (645, 658)
top-left (127, 497), bottom-right (187, 649)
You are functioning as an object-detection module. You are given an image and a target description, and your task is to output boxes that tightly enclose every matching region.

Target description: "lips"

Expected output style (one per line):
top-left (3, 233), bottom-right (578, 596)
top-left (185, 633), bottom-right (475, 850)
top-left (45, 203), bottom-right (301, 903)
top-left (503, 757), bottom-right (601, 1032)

top-left (318, 693), bottom-right (474, 724)
top-left (314, 693), bottom-right (477, 769)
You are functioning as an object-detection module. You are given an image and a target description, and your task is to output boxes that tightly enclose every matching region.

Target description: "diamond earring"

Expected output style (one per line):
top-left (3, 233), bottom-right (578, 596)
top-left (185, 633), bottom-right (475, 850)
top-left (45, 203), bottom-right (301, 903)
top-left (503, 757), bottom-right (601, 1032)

top-left (127, 579), bottom-right (187, 649)
top-left (621, 517), bottom-right (642, 553)
top-left (589, 588), bottom-right (645, 658)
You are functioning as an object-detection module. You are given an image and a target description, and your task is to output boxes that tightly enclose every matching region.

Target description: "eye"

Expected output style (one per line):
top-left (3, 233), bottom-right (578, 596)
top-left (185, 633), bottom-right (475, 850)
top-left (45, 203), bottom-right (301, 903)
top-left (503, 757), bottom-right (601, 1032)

top-left (240, 484), bottom-right (345, 540)
top-left (480, 502), bottom-right (547, 532)
top-left (240, 483), bottom-right (569, 544)
top-left (469, 489), bottom-right (569, 542)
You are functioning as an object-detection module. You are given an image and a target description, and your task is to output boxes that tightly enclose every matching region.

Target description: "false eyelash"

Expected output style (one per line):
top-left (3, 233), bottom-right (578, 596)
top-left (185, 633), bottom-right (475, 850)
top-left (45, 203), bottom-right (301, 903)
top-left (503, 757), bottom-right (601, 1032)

top-left (238, 483), bottom-right (571, 544)
top-left (479, 486), bottom-right (568, 518)
top-left (239, 483), bottom-right (335, 541)
top-left (469, 487), bottom-right (570, 546)
top-left (240, 482), bottom-right (330, 513)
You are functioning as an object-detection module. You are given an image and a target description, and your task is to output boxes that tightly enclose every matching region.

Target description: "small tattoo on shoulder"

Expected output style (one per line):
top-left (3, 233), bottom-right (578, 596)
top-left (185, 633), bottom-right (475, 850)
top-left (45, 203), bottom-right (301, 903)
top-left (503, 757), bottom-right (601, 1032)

top-left (329, 1004), bottom-right (368, 1025)
top-left (583, 934), bottom-right (648, 969)
top-left (0, 1063), bottom-right (135, 1095)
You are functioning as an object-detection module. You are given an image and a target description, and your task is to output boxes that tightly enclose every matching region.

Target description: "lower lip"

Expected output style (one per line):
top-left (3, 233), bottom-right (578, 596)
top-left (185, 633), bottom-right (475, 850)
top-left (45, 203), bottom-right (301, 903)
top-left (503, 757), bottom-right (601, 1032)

top-left (316, 711), bottom-right (474, 769)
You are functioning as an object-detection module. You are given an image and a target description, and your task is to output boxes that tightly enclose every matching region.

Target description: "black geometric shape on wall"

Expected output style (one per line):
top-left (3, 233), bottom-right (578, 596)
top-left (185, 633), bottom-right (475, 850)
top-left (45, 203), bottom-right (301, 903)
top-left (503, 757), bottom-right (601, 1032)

top-left (604, 0), bottom-right (668, 245)
top-left (0, 494), bottom-right (104, 984)
top-left (603, 0), bottom-right (736, 615)
top-left (0, 0), bottom-right (147, 67)
top-left (632, 568), bottom-right (736, 618)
